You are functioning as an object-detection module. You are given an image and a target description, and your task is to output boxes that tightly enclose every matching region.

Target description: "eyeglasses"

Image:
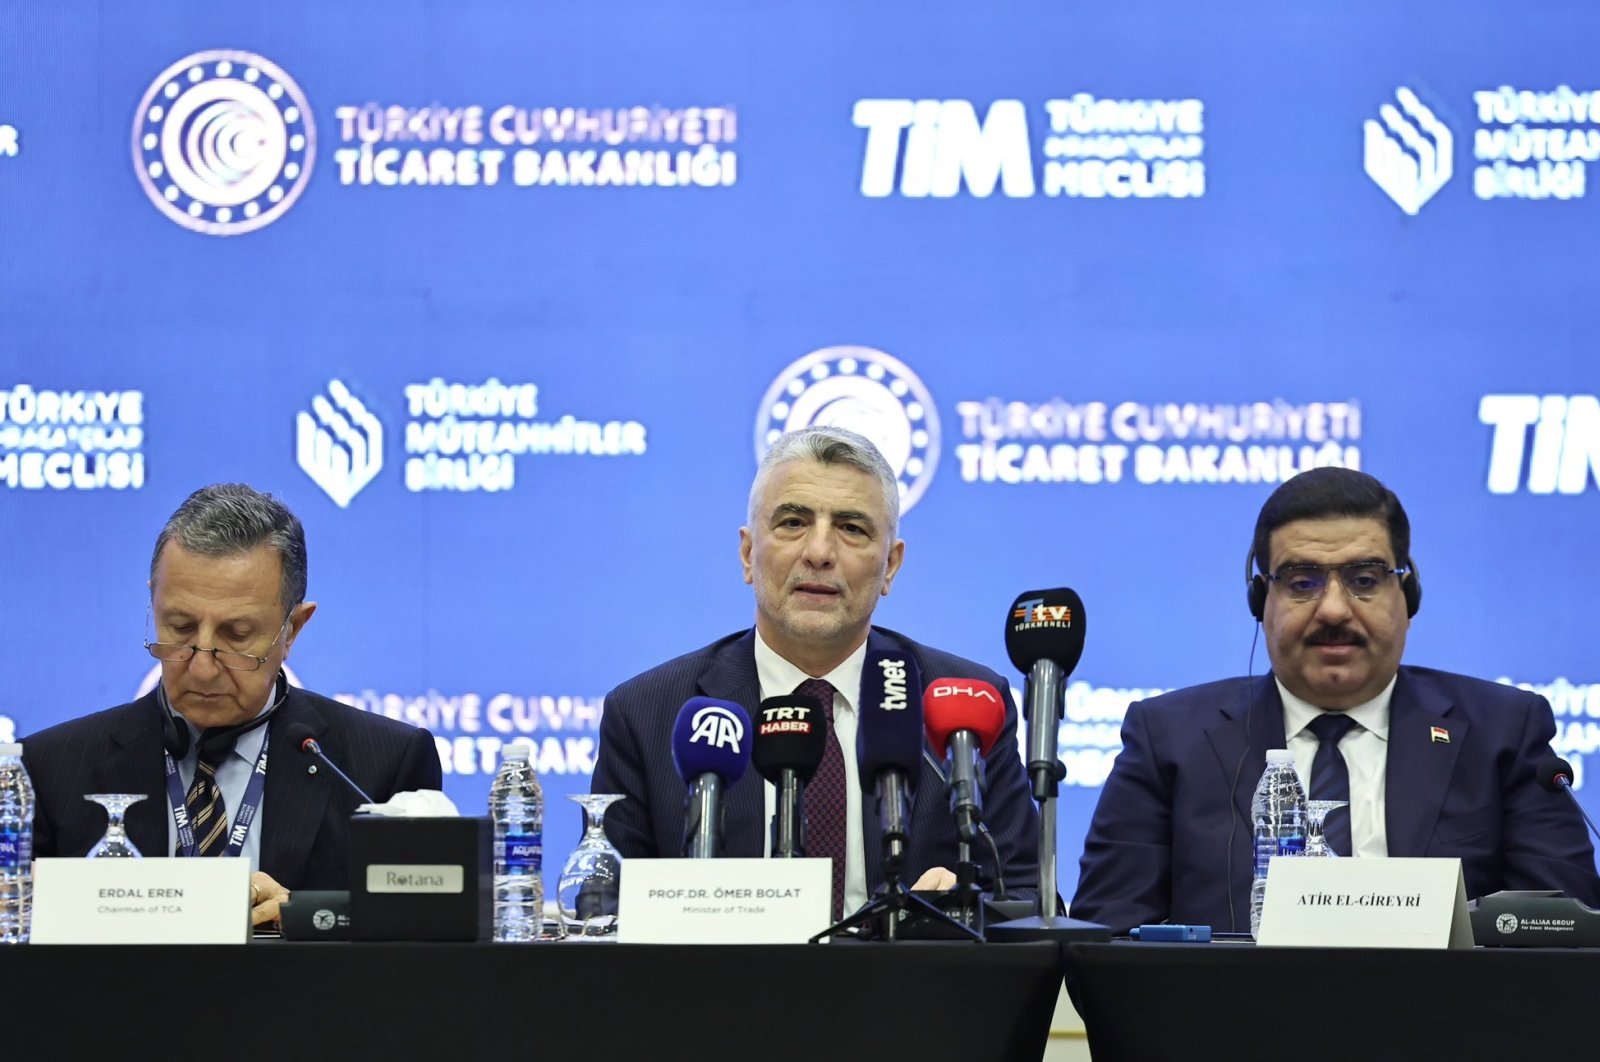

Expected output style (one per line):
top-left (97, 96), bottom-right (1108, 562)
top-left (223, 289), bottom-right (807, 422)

top-left (1266, 562), bottom-right (1409, 603)
top-left (144, 616), bottom-right (291, 672)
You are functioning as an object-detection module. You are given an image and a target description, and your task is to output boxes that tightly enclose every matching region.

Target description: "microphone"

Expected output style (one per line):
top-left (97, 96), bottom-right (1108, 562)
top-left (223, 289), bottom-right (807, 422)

top-left (923, 678), bottom-right (1007, 845)
top-left (751, 695), bottom-right (827, 858)
top-left (1005, 589), bottom-right (1086, 801)
top-left (1538, 756), bottom-right (1600, 847)
top-left (671, 697), bottom-right (751, 859)
top-left (859, 649), bottom-right (924, 881)
top-left (286, 721), bottom-right (376, 805)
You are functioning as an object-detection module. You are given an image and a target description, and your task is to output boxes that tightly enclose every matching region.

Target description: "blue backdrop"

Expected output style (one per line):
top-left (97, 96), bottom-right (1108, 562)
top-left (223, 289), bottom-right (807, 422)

top-left (1, 0), bottom-right (1596, 897)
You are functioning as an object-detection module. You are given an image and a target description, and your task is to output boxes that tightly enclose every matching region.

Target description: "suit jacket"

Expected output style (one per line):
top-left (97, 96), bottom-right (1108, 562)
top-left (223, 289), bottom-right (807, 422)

top-left (23, 686), bottom-right (441, 890)
top-left (1070, 666), bottom-right (1600, 933)
top-left (591, 626), bottom-right (1039, 895)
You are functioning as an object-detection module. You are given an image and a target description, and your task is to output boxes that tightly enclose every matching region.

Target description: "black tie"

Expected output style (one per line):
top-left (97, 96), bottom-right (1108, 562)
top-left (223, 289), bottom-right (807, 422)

top-left (1307, 713), bottom-right (1359, 857)
top-left (181, 738), bottom-right (235, 856)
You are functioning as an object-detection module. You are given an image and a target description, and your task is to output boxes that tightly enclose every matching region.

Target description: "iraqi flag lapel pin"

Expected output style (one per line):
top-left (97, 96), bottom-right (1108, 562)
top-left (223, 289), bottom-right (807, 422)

top-left (1430, 726), bottom-right (1450, 744)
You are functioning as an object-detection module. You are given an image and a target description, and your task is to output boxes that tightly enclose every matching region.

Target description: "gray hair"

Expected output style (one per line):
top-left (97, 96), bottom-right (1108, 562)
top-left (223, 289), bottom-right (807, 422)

top-left (749, 426), bottom-right (901, 539)
top-left (150, 484), bottom-right (308, 611)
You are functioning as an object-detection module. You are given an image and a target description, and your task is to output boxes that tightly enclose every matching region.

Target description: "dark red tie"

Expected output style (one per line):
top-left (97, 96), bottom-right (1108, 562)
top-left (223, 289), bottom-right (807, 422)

top-left (795, 678), bottom-right (846, 919)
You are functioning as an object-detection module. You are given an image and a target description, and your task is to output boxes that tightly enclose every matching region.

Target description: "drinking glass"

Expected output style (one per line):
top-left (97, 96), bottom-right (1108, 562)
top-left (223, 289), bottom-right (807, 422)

top-left (1303, 800), bottom-right (1349, 858)
top-left (84, 794), bottom-right (147, 858)
top-left (557, 794), bottom-right (624, 940)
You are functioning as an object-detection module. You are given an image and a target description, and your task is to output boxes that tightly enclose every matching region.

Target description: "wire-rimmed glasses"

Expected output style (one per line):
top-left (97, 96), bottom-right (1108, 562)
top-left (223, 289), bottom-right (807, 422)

top-left (1267, 563), bottom-right (1409, 603)
top-left (143, 615), bottom-right (291, 672)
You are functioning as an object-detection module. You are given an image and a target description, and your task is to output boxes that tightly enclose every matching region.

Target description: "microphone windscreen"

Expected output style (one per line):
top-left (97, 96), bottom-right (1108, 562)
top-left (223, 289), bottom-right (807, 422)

top-left (751, 695), bottom-right (828, 784)
top-left (859, 649), bottom-right (925, 784)
top-left (1538, 756), bottom-right (1576, 793)
top-left (671, 697), bottom-right (752, 786)
top-left (1005, 588), bottom-right (1086, 675)
top-left (285, 721), bottom-right (317, 750)
top-left (923, 677), bottom-right (1007, 756)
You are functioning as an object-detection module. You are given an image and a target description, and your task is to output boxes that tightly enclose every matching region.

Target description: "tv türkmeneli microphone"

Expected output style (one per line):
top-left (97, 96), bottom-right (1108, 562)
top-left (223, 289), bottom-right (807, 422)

top-left (923, 678), bottom-right (1007, 844)
top-left (859, 649), bottom-right (924, 880)
top-left (1006, 589), bottom-right (1086, 801)
top-left (751, 694), bottom-right (826, 858)
top-left (286, 721), bottom-right (376, 805)
top-left (1538, 756), bottom-right (1600, 847)
top-left (671, 697), bottom-right (751, 859)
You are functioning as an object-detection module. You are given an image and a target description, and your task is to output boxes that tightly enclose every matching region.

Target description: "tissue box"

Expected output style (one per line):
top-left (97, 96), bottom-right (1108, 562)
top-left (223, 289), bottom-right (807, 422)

top-left (349, 815), bottom-right (491, 941)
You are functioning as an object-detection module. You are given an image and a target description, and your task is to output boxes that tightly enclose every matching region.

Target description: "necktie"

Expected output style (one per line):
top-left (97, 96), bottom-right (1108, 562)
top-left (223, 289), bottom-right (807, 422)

top-left (795, 678), bottom-right (846, 920)
top-left (181, 739), bottom-right (235, 857)
top-left (1307, 713), bottom-right (1359, 857)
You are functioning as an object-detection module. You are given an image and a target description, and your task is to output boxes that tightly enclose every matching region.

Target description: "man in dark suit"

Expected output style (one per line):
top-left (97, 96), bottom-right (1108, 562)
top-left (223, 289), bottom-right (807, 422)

top-left (593, 427), bottom-right (1037, 916)
top-left (1071, 467), bottom-right (1600, 933)
top-left (24, 484), bottom-right (439, 926)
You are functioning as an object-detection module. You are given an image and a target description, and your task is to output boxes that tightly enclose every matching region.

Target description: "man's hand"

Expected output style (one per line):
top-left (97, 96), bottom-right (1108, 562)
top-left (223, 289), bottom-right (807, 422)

top-left (250, 870), bottom-right (291, 928)
top-left (911, 866), bottom-right (958, 891)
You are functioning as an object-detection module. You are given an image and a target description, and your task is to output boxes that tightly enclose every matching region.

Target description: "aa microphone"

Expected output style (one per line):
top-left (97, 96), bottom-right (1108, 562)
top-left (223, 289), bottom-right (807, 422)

top-left (923, 678), bottom-right (1007, 844)
top-left (1538, 756), bottom-right (1600, 847)
top-left (751, 695), bottom-right (827, 858)
top-left (671, 697), bottom-right (751, 859)
top-left (859, 649), bottom-right (924, 879)
top-left (1006, 588), bottom-right (1086, 801)
top-left (286, 721), bottom-right (376, 805)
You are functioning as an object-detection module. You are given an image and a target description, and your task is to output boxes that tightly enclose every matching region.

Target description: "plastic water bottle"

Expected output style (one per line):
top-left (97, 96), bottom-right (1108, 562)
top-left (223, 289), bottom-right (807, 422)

top-left (1249, 748), bottom-right (1307, 939)
top-left (489, 741), bottom-right (544, 942)
top-left (0, 743), bottom-right (35, 944)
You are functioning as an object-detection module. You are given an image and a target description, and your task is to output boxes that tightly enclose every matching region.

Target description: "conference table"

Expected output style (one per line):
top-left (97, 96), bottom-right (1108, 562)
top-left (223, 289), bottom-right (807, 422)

top-left (1064, 940), bottom-right (1592, 1061)
top-left (6, 938), bottom-right (1062, 1060)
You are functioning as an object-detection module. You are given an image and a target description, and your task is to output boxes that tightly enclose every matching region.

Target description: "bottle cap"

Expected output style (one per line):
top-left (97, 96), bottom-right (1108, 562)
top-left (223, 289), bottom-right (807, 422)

top-left (501, 740), bottom-right (533, 762)
top-left (0, 742), bottom-right (21, 757)
top-left (1265, 748), bottom-right (1294, 764)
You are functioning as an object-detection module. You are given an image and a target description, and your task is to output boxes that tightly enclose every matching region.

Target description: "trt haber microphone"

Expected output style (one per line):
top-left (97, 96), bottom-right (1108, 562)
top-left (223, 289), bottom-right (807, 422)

top-left (1006, 588), bottom-right (1086, 801)
top-left (751, 694), bottom-right (827, 858)
top-left (859, 649), bottom-right (924, 877)
top-left (286, 721), bottom-right (376, 805)
top-left (671, 697), bottom-right (751, 859)
top-left (923, 678), bottom-right (1007, 844)
top-left (1538, 756), bottom-right (1600, 847)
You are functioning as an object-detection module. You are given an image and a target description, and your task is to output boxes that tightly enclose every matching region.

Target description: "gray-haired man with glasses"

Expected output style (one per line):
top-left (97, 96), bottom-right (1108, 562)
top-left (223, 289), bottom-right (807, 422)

top-left (23, 484), bottom-right (441, 926)
top-left (1071, 466), bottom-right (1600, 933)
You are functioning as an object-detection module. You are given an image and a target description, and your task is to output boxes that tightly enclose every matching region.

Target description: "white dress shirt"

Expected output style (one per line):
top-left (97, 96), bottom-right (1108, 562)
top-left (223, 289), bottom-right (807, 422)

top-left (164, 694), bottom-right (273, 871)
top-left (752, 632), bottom-right (869, 915)
top-left (1279, 676), bottom-right (1396, 859)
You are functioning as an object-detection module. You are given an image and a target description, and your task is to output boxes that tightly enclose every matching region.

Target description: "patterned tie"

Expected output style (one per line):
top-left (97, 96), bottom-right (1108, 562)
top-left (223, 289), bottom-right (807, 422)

top-left (795, 678), bottom-right (846, 920)
top-left (181, 739), bottom-right (234, 857)
top-left (1308, 713), bottom-right (1359, 857)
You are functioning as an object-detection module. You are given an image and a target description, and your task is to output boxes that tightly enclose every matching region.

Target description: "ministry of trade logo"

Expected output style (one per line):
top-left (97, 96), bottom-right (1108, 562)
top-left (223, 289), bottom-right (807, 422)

top-left (132, 49), bottom-right (316, 236)
top-left (297, 380), bottom-right (383, 508)
top-left (755, 346), bottom-right (940, 514)
top-left (1363, 87), bottom-right (1452, 216)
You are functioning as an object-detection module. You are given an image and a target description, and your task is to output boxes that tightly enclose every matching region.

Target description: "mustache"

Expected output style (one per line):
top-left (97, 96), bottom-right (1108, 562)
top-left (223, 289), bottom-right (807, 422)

top-left (1306, 626), bottom-right (1366, 647)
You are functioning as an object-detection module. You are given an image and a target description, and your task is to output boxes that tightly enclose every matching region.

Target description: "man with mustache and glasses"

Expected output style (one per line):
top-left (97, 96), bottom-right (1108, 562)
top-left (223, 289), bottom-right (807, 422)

top-left (1071, 467), bottom-right (1600, 933)
top-left (592, 427), bottom-right (1037, 920)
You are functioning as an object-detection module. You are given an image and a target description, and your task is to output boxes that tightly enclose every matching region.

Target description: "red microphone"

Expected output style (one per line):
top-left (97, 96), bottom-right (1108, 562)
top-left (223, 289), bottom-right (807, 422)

top-left (924, 678), bottom-right (1007, 842)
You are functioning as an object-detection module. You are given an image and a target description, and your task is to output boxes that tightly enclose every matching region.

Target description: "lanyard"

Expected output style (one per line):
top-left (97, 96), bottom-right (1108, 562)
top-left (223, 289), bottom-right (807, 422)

top-left (165, 725), bottom-right (271, 859)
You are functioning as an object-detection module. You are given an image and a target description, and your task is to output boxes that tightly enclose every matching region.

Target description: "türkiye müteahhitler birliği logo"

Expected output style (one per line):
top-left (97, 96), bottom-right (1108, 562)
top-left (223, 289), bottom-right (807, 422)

top-left (755, 347), bottom-right (940, 514)
top-left (1363, 87), bottom-right (1453, 216)
top-left (297, 380), bottom-right (384, 508)
top-left (132, 49), bottom-right (316, 236)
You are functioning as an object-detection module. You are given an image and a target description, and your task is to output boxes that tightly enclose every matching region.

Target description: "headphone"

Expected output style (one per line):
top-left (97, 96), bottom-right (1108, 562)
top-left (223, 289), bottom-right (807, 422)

top-left (159, 672), bottom-right (289, 760)
top-left (1245, 543), bottom-right (1422, 621)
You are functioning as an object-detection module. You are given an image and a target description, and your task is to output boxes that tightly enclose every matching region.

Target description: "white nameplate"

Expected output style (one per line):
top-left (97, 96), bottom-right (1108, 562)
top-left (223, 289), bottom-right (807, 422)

top-left (618, 858), bottom-right (831, 944)
top-left (31, 857), bottom-right (250, 944)
top-left (1258, 856), bottom-right (1472, 949)
top-left (366, 864), bottom-right (464, 894)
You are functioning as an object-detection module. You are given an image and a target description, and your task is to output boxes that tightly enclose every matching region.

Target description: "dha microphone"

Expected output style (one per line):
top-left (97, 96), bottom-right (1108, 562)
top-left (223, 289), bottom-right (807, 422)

top-left (859, 649), bottom-right (924, 880)
top-left (672, 697), bottom-right (751, 859)
top-left (286, 722), bottom-right (376, 805)
top-left (1538, 757), bottom-right (1600, 847)
top-left (751, 695), bottom-right (827, 858)
top-left (1006, 589), bottom-right (1086, 802)
top-left (924, 678), bottom-right (1007, 844)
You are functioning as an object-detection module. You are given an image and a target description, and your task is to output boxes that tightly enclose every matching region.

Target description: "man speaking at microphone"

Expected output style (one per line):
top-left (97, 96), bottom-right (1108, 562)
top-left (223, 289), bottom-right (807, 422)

top-left (1071, 467), bottom-right (1600, 933)
top-left (23, 484), bottom-right (441, 926)
top-left (593, 427), bottom-right (1037, 918)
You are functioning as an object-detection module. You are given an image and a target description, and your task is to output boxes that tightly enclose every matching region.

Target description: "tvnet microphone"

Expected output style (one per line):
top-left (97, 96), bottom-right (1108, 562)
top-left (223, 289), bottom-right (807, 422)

top-left (859, 649), bottom-right (924, 879)
top-left (751, 695), bottom-right (827, 858)
top-left (923, 678), bottom-right (1007, 844)
top-left (286, 721), bottom-right (376, 804)
top-left (671, 697), bottom-right (751, 859)
top-left (1006, 589), bottom-right (1086, 802)
top-left (1538, 757), bottom-right (1600, 847)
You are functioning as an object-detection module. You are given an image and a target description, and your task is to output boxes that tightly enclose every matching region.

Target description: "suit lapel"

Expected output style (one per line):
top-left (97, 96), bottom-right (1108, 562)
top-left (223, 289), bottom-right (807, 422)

top-left (1384, 670), bottom-right (1465, 856)
top-left (1205, 675), bottom-right (1286, 825)
top-left (695, 632), bottom-right (765, 857)
top-left (259, 689), bottom-right (334, 883)
top-left (98, 694), bottom-right (170, 858)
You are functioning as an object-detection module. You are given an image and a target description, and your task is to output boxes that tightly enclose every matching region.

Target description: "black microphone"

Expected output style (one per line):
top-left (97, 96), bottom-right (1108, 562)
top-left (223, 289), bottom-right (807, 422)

top-left (1538, 756), bottom-right (1600, 846)
top-left (671, 698), bottom-right (752, 858)
top-left (751, 695), bottom-right (827, 858)
top-left (1005, 589), bottom-right (1087, 801)
top-left (858, 649), bottom-right (923, 881)
top-left (286, 722), bottom-right (376, 805)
